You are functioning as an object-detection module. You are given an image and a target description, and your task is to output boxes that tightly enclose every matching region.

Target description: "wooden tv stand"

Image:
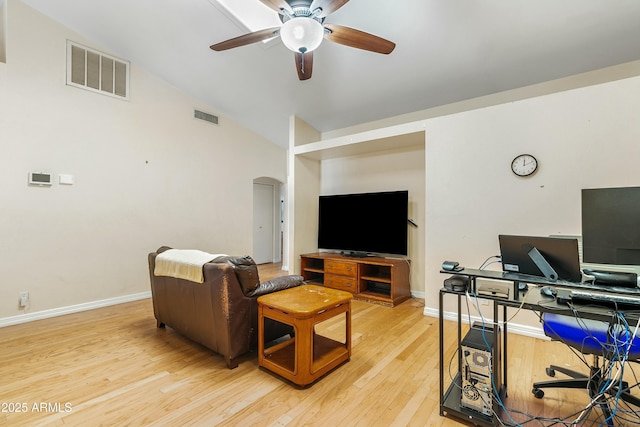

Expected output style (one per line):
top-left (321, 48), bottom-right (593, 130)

top-left (300, 253), bottom-right (411, 307)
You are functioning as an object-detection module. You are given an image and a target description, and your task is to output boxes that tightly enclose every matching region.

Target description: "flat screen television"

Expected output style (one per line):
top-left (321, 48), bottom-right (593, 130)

top-left (582, 186), bottom-right (640, 265)
top-left (318, 190), bottom-right (408, 256)
top-left (499, 235), bottom-right (582, 282)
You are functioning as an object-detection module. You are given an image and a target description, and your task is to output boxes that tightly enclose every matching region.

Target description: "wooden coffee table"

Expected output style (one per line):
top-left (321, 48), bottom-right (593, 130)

top-left (257, 284), bottom-right (352, 386)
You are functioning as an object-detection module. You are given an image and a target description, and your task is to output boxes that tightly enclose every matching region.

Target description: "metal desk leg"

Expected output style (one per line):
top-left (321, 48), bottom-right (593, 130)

top-left (457, 293), bottom-right (462, 375)
top-left (439, 290), bottom-right (465, 417)
top-left (502, 303), bottom-right (508, 396)
top-left (492, 300), bottom-right (500, 420)
top-left (439, 290), bottom-right (444, 414)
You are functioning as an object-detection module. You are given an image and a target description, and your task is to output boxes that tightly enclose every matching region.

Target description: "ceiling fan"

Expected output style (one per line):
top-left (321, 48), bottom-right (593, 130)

top-left (210, 0), bottom-right (396, 80)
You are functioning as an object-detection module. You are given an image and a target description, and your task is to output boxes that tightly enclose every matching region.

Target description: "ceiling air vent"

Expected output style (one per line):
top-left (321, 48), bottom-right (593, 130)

top-left (194, 109), bottom-right (219, 125)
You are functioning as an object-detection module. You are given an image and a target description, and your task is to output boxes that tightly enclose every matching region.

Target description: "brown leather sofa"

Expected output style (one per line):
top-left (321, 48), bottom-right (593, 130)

top-left (148, 246), bottom-right (303, 368)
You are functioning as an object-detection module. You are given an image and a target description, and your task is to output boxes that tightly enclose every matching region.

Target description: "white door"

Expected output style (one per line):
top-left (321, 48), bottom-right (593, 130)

top-left (253, 183), bottom-right (274, 264)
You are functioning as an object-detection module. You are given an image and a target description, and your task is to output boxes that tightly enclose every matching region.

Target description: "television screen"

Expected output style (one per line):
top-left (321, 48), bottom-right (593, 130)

top-left (318, 190), bottom-right (408, 256)
top-left (582, 186), bottom-right (640, 265)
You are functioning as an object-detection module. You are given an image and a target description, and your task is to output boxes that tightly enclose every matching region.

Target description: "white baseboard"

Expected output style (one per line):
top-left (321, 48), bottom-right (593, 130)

top-left (411, 290), bottom-right (425, 299)
top-left (0, 291), bottom-right (152, 328)
top-left (423, 306), bottom-right (547, 340)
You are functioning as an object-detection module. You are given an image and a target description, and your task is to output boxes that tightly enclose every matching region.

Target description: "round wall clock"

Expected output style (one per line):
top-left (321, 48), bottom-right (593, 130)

top-left (511, 154), bottom-right (538, 177)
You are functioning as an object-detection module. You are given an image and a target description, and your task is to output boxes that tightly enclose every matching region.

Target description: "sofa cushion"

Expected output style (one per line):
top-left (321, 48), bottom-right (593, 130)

top-left (214, 255), bottom-right (260, 295)
top-left (249, 275), bottom-right (304, 297)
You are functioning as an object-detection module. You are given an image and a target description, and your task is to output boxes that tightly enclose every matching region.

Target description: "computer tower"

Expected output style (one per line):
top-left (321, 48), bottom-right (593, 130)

top-left (460, 322), bottom-right (502, 417)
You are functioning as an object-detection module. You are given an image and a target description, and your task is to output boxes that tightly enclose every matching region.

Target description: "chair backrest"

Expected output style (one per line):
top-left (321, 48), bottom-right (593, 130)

top-left (543, 312), bottom-right (640, 360)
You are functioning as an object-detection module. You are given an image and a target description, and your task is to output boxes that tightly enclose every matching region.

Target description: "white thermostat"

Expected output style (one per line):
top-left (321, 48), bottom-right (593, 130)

top-left (28, 172), bottom-right (52, 186)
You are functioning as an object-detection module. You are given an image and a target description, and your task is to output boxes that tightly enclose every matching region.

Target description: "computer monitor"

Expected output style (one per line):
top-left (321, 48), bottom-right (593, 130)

top-left (582, 186), bottom-right (640, 265)
top-left (499, 235), bottom-right (582, 283)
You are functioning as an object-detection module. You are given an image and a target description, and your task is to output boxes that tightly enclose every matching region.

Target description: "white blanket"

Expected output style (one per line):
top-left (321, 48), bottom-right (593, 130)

top-left (154, 249), bottom-right (227, 283)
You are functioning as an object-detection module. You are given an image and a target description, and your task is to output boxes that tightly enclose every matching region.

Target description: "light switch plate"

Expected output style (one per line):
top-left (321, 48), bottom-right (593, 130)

top-left (59, 174), bottom-right (74, 185)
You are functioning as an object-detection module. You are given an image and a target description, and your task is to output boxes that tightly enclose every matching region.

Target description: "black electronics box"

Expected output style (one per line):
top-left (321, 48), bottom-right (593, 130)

top-left (444, 275), bottom-right (469, 292)
top-left (460, 322), bottom-right (502, 416)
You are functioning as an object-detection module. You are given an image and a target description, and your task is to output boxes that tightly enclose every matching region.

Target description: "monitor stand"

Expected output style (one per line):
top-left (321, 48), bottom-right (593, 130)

top-left (528, 246), bottom-right (558, 281)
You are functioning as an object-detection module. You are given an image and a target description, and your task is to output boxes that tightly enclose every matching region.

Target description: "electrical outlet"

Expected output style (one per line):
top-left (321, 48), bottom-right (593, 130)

top-left (19, 291), bottom-right (29, 307)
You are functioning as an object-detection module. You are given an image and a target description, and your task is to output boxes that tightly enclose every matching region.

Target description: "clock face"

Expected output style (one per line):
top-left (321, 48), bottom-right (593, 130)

top-left (511, 154), bottom-right (538, 177)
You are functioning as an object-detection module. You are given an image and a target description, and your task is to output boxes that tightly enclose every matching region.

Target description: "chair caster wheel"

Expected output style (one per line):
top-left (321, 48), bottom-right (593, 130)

top-left (532, 388), bottom-right (545, 399)
top-left (545, 367), bottom-right (556, 377)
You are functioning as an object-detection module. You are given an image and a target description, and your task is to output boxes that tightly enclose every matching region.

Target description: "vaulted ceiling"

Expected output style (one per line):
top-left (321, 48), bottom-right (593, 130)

top-left (22, 0), bottom-right (640, 147)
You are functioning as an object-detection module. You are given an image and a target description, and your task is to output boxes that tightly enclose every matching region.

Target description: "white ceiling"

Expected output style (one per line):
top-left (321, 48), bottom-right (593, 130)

top-left (21, 0), bottom-right (640, 148)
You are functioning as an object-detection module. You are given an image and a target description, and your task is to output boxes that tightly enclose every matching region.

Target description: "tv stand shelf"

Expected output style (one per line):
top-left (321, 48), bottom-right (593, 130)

top-left (300, 253), bottom-right (411, 307)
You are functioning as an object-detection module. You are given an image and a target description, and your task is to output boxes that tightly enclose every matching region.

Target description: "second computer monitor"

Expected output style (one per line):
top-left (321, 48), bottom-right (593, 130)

top-left (499, 235), bottom-right (582, 283)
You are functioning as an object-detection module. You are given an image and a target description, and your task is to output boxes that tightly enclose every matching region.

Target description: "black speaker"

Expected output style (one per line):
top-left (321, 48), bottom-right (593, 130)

top-left (444, 275), bottom-right (469, 292)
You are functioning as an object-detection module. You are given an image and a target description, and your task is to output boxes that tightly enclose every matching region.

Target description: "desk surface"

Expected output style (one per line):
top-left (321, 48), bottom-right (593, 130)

top-left (443, 267), bottom-right (587, 288)
top-left (441, 268), bottom-right (640, 322)
top-left (447, 267), bottom-right (640, 292)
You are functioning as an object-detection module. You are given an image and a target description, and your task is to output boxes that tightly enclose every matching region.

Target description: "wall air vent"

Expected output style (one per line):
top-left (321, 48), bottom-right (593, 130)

top-left (66, 40), bottom-right (129, 99)
top-left (194, 109), bottom-right (219, 125)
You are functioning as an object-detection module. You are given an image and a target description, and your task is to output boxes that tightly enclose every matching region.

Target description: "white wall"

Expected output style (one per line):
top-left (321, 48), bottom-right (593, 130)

top-left (287, 116), bottom-right (322, 273)
top-left (0, 0), bottom-right (6, 63)
top-left (0, 0), bottom-right (287, 320)
top-left (310, 70), bottom-right (640, 332)
top-left (320, 146), bottom-right (425, 296)
top-left (426, 75), bottom-right (640, 325)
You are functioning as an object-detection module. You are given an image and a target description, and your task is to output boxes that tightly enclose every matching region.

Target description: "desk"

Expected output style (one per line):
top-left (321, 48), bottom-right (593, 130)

top-left (439, 268), bottom-right (640, 426)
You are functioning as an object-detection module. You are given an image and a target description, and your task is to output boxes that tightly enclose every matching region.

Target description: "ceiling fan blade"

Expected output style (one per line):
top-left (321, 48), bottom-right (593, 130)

top-left (210, 27), bottom-right (280, 51)
top-left (295, 52), bottom-right (313, 80)
top-left (259, 0), bottom-right (292, 14)
top-left (323, 24), bottom-right (395, 54)
top-left (310, 0), bottom-right (350, 18)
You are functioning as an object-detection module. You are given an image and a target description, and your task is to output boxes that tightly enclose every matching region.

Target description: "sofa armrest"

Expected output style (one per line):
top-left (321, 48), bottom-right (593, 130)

top-left (249, 275), bottom-right (305, 297)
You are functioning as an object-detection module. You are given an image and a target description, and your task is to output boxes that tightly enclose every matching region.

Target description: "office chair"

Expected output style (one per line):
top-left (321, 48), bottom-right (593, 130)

top-left (532, 312), bottom-right (640, 423)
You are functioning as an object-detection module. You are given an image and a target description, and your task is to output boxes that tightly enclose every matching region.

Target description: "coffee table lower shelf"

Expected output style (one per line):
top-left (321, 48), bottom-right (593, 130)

top-left (263, 334), bottom-right (348, 376)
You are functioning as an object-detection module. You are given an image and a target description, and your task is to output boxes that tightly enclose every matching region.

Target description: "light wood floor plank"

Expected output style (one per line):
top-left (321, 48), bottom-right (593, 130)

top-left (1, 264), bottom-right (639, 426)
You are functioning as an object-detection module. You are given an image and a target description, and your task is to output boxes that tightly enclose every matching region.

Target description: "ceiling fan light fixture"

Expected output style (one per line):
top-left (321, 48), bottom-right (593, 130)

top-left (280, 17), bottom-right (324, 54)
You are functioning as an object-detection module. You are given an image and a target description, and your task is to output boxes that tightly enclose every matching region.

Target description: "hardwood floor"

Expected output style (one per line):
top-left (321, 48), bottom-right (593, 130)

top-left (1, 264), bottom-right (639, 426)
